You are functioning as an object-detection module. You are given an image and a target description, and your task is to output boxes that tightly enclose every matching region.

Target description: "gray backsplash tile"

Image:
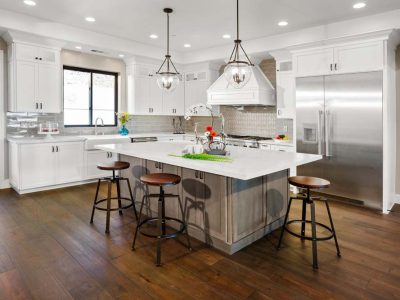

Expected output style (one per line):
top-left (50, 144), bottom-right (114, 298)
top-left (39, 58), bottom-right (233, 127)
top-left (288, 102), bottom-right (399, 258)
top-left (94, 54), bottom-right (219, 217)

top-left (7, 107), bottom-right (293, 139)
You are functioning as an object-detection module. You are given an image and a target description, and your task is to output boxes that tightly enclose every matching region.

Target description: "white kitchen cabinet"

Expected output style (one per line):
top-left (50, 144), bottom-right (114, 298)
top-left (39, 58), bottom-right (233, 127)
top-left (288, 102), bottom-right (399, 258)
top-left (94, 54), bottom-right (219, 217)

top-left (86, 150), bottom-right (118, 179)
top-left (334, 42), bottom-right (383, 74)
top-left (293, 48), bottom-right (334, 77)
top-left (126, 63), bottom-right (184, 116)
top-left (184, 69), bottom-right (219, 116)
top-left (56, 142), bottom-right (84, 184)
top-left (293, 41), bottom-right (384, 77)
top-left (163, 74), bottom-right (185, 115)
top-left (9, 141), bottom-right (84, 193)
top-left (8, 42), bottom-right (61, 113)
top-left (20, 143), bottom-right (57, 189)
top-left (276, 63), bottom-right (295, 119)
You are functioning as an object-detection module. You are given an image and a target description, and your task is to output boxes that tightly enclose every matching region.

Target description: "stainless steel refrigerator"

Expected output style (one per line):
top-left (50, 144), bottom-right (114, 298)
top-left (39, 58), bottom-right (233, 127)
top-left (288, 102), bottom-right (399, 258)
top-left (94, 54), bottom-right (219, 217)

top-left (296, 72), bottom-right (383, 209)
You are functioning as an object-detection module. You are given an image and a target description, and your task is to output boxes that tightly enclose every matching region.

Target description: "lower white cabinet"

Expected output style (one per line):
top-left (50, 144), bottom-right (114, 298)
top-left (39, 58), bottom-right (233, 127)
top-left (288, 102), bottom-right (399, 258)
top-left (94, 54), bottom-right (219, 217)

top-left (85, 150), bottom-right (118, 179)
top-left (9, 141), bottom-right (84, 192)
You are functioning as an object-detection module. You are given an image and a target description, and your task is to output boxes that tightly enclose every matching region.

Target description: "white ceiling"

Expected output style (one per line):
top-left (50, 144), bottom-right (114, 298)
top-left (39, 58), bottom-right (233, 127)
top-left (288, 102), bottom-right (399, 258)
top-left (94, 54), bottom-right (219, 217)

top-left (1, 0), bottom-right (400, 52)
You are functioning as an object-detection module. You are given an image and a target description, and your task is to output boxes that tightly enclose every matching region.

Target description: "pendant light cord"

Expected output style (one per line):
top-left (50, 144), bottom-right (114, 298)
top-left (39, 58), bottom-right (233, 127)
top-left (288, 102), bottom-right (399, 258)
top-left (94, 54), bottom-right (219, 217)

top-left (167, 12), bottom-right (170, 56)
top-left (236, 0), bottom-right (239, 41)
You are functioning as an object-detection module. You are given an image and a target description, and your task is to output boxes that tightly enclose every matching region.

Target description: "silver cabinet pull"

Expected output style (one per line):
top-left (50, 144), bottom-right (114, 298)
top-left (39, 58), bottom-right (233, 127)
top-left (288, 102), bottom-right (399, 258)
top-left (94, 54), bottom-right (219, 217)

top-left (56, 146), bottom-right (59, 152)
top-left (36, 103), bottom-right (39, 109)
top-left (317, 110), bottom-right (323, 155)
top-left (107, 152), bottom-right (110, 158)
top-left (334, 63), bottom-right (338, 71)
top-left (330, 64), bottom-right (333, 71)
top-left (40, 103), bottom-right (43, 110)
top-left (52, 146), bottom-right (55, 152)
top-left (199, 172), bottom-right (204, 180)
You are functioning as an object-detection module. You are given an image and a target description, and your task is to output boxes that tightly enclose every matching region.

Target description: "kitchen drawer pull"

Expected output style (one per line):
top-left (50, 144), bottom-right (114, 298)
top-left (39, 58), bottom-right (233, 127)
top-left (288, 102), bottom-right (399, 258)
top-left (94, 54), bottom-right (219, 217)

top-left (56, 146), bottom-right (59, 152)
top-left (52, 146), bottom-right (55, 152)
top-left (40, 103), bottom-right (43, 109)
top-left (334, 63), bottom-right (338, 71)
top-left (107, 152), bottom-right (110, 158)
top-left (35, 103), bottom-right (38, 109)
top-left (199, 172), bottom-right (204, 179)
top-left (330, 64), bottom-right (333, 71)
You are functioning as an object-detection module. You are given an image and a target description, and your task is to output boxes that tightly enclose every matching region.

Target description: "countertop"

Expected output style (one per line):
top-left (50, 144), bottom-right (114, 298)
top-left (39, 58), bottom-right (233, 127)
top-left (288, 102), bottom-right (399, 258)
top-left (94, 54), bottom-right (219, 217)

top-left (96, 141), bottom-right (321, 180)
top-left (7, 133), bottom-right (190, 144)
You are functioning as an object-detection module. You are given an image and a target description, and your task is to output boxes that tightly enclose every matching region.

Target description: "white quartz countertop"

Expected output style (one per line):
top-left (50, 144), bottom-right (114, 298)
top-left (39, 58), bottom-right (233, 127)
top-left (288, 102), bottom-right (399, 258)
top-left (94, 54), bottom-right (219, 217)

top-left (7, 136), bottom-right (86, 144)
top-left (7, 132), bottom-right (190, 144)
top-left (96, 141), bottom-right (321, 180)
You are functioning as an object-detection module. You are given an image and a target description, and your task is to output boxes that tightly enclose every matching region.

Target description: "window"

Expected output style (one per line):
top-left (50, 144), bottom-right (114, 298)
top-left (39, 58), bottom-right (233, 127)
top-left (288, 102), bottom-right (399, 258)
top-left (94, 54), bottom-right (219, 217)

top-left (63, 66), bottom-right (118, 126)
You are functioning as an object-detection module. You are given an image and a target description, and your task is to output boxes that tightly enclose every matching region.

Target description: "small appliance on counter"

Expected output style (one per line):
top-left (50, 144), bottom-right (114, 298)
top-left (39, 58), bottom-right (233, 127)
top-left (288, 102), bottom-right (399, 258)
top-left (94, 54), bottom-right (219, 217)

top-left (38, 122), bottom-right (60, 139)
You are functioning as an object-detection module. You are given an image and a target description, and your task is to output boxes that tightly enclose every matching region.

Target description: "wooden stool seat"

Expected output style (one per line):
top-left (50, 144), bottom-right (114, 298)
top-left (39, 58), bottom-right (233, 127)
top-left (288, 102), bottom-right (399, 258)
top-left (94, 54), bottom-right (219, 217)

top-left (140, 173), bottom-right (181, 186)
top-left (288, 176), bottom-right (330, 189)
top-left (97, 161), bottom-right (130, 171)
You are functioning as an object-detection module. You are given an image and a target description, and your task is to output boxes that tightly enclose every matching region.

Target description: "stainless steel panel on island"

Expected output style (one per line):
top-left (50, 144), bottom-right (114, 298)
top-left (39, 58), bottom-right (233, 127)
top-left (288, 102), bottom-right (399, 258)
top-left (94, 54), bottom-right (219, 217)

top-left (97, 142), bottom-right (321, 254)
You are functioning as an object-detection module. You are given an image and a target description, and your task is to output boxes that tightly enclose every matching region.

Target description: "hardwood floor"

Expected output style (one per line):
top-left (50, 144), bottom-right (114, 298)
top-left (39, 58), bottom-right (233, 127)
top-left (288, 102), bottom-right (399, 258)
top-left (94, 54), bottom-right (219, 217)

top-left (0, 183), bottom-right (399, 300)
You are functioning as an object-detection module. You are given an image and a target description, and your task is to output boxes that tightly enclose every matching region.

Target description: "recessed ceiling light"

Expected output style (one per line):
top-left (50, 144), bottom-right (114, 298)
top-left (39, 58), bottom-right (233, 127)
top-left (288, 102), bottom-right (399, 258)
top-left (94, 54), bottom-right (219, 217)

top-left (222, 34), bottom-right (231, 39)
top-left (149, 34), bottom-right (158, 39)
top-left (85, 17), bottom-right (96, 22)
top-left (353, 2), bottom-right (366, 9)
top-left (184, 44), bottom-right (191, 48)
top-left (119, 54), bottom-right (125, 58)
top-left (75, 46), bottom-right (82, 50)
top-left (278, 21), bottom-right (289, 27)
top-left (23, 0), bottom-right (36, 6)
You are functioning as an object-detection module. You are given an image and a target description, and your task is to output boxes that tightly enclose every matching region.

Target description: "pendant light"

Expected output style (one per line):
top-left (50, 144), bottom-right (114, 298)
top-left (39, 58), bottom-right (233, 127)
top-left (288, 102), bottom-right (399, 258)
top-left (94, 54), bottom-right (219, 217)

top-left (223, 0), bottom-right (254, 89)
top-left (156, 8), bottom-right (180, 92)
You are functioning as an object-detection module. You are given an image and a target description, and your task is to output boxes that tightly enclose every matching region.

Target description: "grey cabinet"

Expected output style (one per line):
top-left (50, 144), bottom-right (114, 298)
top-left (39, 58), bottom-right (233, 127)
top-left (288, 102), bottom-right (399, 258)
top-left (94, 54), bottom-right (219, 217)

top-left (181, 169), bottom-right (228, 243)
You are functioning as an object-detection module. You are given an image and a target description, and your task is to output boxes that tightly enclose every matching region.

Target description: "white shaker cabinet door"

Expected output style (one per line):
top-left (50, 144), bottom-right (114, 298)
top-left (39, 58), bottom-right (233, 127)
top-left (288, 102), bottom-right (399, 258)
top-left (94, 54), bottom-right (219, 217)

top-left (37, 64), bottom-right (61, 113)
top-left (20, 144), bottom-right (56, 189)
top-left (294, 48), bottom-right (334, 77)
top-left (16, 61), bottom-right (37, 112)
top-left (334, 42), bottom-right (384, 74)
top-left (56, 142), bottom-right (84, 184)
top-left (149, 76), bottom-right (163, 114)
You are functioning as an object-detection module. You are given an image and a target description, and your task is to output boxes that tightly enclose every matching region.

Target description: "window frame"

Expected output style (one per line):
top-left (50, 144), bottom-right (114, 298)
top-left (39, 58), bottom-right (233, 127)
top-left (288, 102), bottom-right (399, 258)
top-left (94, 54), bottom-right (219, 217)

top-left (63, 66), bottom-right (118, 127)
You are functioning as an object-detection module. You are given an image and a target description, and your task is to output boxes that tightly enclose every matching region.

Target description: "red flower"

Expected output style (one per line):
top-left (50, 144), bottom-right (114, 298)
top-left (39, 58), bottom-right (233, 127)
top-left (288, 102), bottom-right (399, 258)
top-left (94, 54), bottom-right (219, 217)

top-left (210, 131), bottom-right (217, 137)
top-left (206, 126), bottom-right (213, 132)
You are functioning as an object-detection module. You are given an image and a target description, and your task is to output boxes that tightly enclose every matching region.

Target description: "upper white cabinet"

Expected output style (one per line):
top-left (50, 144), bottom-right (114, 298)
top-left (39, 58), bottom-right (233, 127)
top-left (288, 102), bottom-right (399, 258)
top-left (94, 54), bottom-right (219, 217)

top-left (293, 41), bottom-right (384, 77)
top-left (276, 61), bottom-right (295, 119)
top-left (184, 66), bottom-right (219, 117)
top-left (126, 63), bottom-right (184, 116)
top-left (8, 42), bottom-right (62, 113)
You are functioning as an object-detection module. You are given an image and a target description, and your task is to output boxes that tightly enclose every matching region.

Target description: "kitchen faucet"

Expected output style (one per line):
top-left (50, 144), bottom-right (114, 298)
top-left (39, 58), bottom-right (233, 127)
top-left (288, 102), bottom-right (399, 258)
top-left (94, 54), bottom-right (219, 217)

top-left (94, 117), bottom-right (105, 135)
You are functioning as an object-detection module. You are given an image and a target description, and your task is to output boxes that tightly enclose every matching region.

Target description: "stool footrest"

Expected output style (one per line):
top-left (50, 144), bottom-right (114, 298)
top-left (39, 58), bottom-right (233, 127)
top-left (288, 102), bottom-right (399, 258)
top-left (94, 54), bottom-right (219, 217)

top-left (138, 217), bottom-right (186, 239)
top-left (284, 219), bottom-right (334, 241)
top-left (94, 197), bottom-right (134, 212)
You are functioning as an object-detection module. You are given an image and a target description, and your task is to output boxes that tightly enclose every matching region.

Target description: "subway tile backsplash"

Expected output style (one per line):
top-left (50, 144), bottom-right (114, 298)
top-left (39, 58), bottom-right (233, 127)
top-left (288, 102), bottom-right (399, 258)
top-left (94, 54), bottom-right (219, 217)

top-left (7, 108), bottom-right (293, 139)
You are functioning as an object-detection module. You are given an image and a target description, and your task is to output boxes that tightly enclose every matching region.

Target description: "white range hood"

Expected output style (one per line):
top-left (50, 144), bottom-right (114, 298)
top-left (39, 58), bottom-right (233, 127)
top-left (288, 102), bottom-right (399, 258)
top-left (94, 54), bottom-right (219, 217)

top-left (207, 66), bottom-right (276, 106)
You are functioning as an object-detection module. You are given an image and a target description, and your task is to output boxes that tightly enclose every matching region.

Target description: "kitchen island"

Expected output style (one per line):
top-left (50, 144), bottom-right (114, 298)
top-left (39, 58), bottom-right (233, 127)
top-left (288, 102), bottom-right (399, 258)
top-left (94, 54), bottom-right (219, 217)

top-left (97, 141), bottom-right (321, 254)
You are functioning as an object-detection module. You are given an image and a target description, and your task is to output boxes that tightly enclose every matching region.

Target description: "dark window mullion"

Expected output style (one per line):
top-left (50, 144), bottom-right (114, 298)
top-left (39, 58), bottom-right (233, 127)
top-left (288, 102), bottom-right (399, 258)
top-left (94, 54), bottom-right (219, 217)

top-left (89, 71), bottom-right (93, 126)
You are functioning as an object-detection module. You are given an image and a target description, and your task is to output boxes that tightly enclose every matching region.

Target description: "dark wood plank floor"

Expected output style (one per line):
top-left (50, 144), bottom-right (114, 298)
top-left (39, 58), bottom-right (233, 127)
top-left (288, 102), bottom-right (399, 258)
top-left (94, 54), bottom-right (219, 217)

top-left (0, 183), bottom-right (399, 300)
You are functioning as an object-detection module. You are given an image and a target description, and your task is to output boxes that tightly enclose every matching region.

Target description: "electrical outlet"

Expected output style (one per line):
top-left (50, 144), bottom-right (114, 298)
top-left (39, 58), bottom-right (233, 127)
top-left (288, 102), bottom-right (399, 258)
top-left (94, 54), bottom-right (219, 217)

top-left (283, 125), bottom-right (288, 133)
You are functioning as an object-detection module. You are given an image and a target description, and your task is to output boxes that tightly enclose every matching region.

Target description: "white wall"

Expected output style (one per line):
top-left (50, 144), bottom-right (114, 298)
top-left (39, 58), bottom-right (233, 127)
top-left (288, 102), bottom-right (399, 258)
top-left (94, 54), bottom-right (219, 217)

top-left (0, 38), bottom-right (7, 187)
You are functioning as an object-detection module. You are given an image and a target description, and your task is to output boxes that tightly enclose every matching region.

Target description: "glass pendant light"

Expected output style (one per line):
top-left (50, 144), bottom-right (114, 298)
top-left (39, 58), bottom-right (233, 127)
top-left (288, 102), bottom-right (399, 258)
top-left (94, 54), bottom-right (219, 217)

top-left (223, 0), bottom-right (254, 89)
top-left (156, 8), bottom-right (180, 92)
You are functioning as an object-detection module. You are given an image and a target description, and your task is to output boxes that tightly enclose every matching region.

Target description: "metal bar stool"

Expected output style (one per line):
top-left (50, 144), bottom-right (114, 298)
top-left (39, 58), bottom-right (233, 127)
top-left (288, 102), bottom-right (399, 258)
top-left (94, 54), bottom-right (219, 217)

top-left (90, 161), bottom-right (138, 234)
top-left (277, 176), bottom-right (341, 269)
top-left (132, 173), bottom-right (191, 266)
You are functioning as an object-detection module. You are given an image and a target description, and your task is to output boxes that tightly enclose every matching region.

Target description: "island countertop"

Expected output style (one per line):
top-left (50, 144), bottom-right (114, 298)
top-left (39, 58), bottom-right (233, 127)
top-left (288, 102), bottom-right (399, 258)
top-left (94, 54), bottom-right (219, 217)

top-left (96, 141), bottom-right (321, 180)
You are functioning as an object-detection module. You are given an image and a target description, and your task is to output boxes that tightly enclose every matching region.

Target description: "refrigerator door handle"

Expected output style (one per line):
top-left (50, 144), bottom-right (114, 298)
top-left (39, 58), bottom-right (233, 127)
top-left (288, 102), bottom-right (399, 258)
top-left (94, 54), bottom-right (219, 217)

top-left (325, 110), bottom-right (331, 157)
top-left (317, 110), bottom-right (323, 155)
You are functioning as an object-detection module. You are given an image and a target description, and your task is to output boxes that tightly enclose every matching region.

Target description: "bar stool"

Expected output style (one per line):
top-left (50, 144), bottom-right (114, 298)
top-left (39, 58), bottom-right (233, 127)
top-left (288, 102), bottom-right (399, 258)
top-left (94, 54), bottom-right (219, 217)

top-left (90, 161), bottom-right (138, 234)
top-left (277, 176), bottom-right (341, 269)
top-left (132, 173), bottom-right (191, 266)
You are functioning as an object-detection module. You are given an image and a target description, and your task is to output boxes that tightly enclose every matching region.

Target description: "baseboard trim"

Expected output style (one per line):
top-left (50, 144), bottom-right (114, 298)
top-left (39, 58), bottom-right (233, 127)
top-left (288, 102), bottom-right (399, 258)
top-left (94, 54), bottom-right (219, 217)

top-left (11, 179), bottom-right (98, 195)
top-left (395, 194), bottom-right (400, 204)
top-left (0, 179), bottom-right (10, 189)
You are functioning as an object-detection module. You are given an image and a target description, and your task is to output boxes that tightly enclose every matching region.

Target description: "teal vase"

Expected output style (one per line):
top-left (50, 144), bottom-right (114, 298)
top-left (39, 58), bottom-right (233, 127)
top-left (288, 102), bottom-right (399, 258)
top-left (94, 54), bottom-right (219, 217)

top-left (119, 125), bottom-right (129, 136)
